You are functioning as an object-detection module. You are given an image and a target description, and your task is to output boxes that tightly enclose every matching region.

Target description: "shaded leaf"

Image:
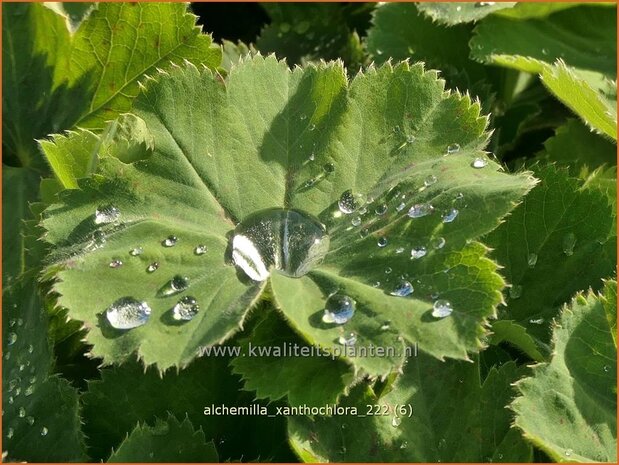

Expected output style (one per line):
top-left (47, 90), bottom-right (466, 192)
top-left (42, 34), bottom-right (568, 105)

top-left (289, 357), bottom-right (531, 462)
top-left (416, 2), bottom-right (516, 25)
top-left (489, 320), bottom-right (545, 362)
top-left (82, 356), bottom-right (294, 462)
top-left (470, 5), bottom-right (617, 138)
top-left (485, 165), bottom-right (616, 346)
top-left (108, 415), bottom-right (218, 463)
top-left (231, 307), bottom-right (355, 407)
top-left (512, 281), bottom-right (617, 462)
top-left (42, 57), bottom-right (534, 374)
top-left (2, 278), bottom-right (86, 462)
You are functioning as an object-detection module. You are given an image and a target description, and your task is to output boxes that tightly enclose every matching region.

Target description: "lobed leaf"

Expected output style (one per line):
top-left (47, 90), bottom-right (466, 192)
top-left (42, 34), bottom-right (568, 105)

top-left (289, 357), bottom-right (532, 462)
top-left (42, 56), bottom-right (535, 374)
top-left (512, 280), bottom-right (617, 462)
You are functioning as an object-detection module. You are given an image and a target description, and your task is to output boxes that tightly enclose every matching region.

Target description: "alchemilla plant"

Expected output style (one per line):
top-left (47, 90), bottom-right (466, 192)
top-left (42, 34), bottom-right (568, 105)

top-left (2, 2), bottom-right (616, 463)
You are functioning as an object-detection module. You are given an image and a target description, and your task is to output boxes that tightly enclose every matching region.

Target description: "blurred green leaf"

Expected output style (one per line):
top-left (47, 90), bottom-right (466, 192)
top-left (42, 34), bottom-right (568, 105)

top-left (108, 415), bottom-right (218, 462)
top-left (471, 5), bottom-right (617, 138)
top-left (512, 281), bottom-right (617, 462)
top-left (289, 357), bottom-right (531, 462)
top-left (416, 2), bottom-right (516, 25)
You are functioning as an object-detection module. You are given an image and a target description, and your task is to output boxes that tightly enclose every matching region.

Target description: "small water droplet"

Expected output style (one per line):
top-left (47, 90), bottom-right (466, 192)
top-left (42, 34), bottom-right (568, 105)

top-left (375, 204), bottom-right (388, 216)
top-left (395, 247), bottom-right (405, 254)
top-left (26, 416), bottom-right (34, 425)
top-left (410, 246), bottom-right (427, 259)
top-left (322, 294), bottom-right (355, 324)
top-left (391, 416), bottom-right (402, 427)
top-left (338, 190), bottom-right (366, 214)
top-left (471, 157), bottom-right (488, 169)
top-left (377, 237), bottom-right (388, 248)
top-left (338, 332), bottom-right (357, 346)
top-left (129, 247), bottom-right (144, 256)
top-left (408, 203), bottom-right (433, 218)
top-left (603, 365), bottom-right (610, 372)
top-left (309, 153), bottom-right (315, 161)
top-left (147, 262), bottom-right (159, 273)
top-left (562, 232), bottom-right (576, 256)
top-left (529, 318), bottom-right (544, 325)
top-left (541, 48), bottom-right (548, 55)
top-left (527, 253), bottom-right (538, 268)
top-left (565, 449), bottom-right (573, 457)
top-left (24, 385), bottom-right (35, 396)
top-left (160, 275), bottom-right (190, 296)
top-left (106, 297), bottom-right (151, 329)
top-left (360, 228), bottom-right (370, 238)
top-left (93, 230), bottom-right (106, 246)
top-left (476, 1), bottom-right (496, 6)
top-left (173, 296), bottom-right (200, 321)
top-left (456, 5), bottom-right (462, 11)
top-left (18, 407), bottom-right (25, 418)
top-left (41, 427), bottom-right (48, 436)
top-left (7, 333), bottom-right (17, 346)
top-left (406, 135), bottom-right (415, 144)
top-left (385, 267), bottom-right (392, 274)
top-left (323, 162), bottom-right (335, 174)
top-left (162, 235), bottom-right (178, 247)
top-left (424, 175), bottom-right (437, 187)
top-left (94, 205), bottom-right (120, 224)
top-left (396, 202), bottom-right (406, 212)
top-left (351, 216), bottom-right (361, 227)
top-left (442, 208), bottom-right (459, 223)
top-left (109, 259), bottom-right (123, 268)
top-left (509, 285), bottom-right (523, 299)
top-left (8, 396), bottom-right (13, 404)
top-left (400, 441), bottom-right (408, 449)
top-left (373, 281), bottom-right (381, 288)
top-left (380, 320), bottom-right (391, 330)
top-left (432, 237), bottom-right (446, 249)
top-left (432, 300), bottom-right (453, 318)
top-left (446, 143), bottom-right (460, 154)
top-left (7, 427), bottom-right (14, 439)
top-left (309, 124), bottom-right (316, 131)
top-left (194, 245), bottom-right (208, 255)
top-left (390, 280), bottom-right (414, 297)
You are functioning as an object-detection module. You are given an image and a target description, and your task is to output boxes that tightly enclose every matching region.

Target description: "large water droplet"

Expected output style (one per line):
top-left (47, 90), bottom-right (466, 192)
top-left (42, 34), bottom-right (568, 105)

top-left (173, 296), bottom-right (200, 321)
top-left (446, 143), bottom-right (460, 154)
top-left (471, 157), bottom-right (488, 169)
top-left (408, 203), bottom-right (433, 218)
top-left (105, 297), bottom-right (151, 329)
top-left (162, 235), bottom-right (178, 247)
top-left (432, 300), bottom-right (453, 318)
top-left (410, 246), bottom-right (427, 259)
top-left (322, 294), bottom-right (355, 324)
top-left (160, 275), bottom-right (190, 296)
top-left (562, 232), bottom-right (576, 256)
top-left (338, 190), bottom-right (366, 214)
top-left (442, 208), bottom-right (458, 223)
top-left (527, 253), bottom-right (538, 268)
top-left (94, 205), bottom-right (120, 224)
top-left (390, 280), bottom-right (414, 297)
top-left (231, 209), bottom-right (329, 282)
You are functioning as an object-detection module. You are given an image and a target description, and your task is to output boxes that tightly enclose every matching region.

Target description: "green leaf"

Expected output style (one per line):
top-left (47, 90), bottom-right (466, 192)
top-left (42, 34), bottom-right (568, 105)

top-left (2, 166), bottom-right (40, 287)
top-left (44, 2), bottom-right (96, 32)
top-left (231, 307), bottom-right (355, 407)
top-left (108, 415), bottom-right (218, 462)
top-left (470, 5), bottom-right (617, 138)
top-left (82, 356), bottom-right (293, 462)
top-left (3, 2), bottom-right (221, 170)
top-left (540, 119), bottom-right (616, 176)
top-left (489, 320), bottom-right (545, 362)
top-left (485, 165), bottom-right (616, 346)
top-left (495, 2), bottom-right (613, 20)
top-left (289, 357), bottom-right (532, 462)
top-left (602, 279), bottom-right (617, 347)
top-left (512, 281), bottom-right (617, 462)
top-left (42, 57), bottom-right (535, 373)
top-left (2, 3), bottom-right (75, 168)
top-left (415, 2), bottom-right (516, 26)
top-left (256, 3), bottom-right (371, 67)
top-left (2, 279), bottom-right (86, 462)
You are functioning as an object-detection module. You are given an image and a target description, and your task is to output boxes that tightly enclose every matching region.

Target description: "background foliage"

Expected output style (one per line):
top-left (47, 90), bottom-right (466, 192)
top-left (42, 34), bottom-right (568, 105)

top-left (2, 2), bottom-right (616, 463)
